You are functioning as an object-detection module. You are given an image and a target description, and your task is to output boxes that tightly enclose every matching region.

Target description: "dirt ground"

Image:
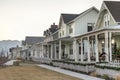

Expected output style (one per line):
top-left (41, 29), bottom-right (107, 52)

top-left (0, 64), bottom-right (82, 80)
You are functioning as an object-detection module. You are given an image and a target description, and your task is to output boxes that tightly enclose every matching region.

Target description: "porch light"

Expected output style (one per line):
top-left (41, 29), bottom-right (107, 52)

top-left (112, 39), bottom-right (115, 44)
top-left (102, 40), bottom-right (104, 44)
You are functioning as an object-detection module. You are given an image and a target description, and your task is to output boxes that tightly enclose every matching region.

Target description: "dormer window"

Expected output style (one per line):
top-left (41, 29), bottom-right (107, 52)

top-left (104, 14), bottom-right (110, 27)
top-left (87, 23), bottom-right (94, 32)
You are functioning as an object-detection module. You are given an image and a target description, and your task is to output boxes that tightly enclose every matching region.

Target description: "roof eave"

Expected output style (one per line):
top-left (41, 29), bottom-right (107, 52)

top-left (67, 6), bottom-right (99, 24)
top-left (104, 1), bottom-right (117, 23)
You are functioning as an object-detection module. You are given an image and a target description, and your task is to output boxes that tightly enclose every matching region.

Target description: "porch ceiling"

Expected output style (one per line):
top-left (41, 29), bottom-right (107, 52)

top-left (59, 36), bottom-right (74, 42)
top-left (20, 49), bottom-right (28, 53)
top-left (113, 32), bottom-right (120, 36)
top-left (47, 36), bottom-right (73, 43)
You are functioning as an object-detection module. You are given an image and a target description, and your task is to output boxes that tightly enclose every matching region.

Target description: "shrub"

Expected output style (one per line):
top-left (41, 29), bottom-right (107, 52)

top-left (95, 64), bottom-right (120, 71)
top-left (50, 62), bottom-right (53, 66)
top-left (90, 72), bottom-right (98, 77)
top-left (16, 57), bottom-right (22, 60)
top-left (96, 74), bottom-right (101, 78)
top-left (13, 61), bottom-right (20, 66)
top-left (21, 59), bottom-right (25, 62)
top-left (52, 60), bottom-right (95, 66)
top-left (102, 74), bottom-right (109, 80)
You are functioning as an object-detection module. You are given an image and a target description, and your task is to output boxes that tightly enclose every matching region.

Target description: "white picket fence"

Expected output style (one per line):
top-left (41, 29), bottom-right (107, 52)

top-left (52, 61), bottom-right (95, 73)
top-left (96, 68), bottom-right (120, 78)
top-left (111, 59), bottom-right (120, 65)
top-left (31, 57), bottom-right (52, 64)
top-left (96, 63), bottom-right (120, 78)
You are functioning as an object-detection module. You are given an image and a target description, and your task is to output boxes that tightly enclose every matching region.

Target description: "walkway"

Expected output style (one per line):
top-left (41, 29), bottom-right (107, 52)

top-left (4, 60), bottom-right (18, 66)
top-left (38, 64), bottom-right (104, 80)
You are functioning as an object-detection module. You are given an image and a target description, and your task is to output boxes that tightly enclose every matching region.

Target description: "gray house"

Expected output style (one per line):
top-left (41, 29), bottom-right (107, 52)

top-left (21, 36), bottom-right (45, 60)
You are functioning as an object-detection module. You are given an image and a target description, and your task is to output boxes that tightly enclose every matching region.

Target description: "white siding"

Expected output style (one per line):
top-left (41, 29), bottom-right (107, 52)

top-left (59, 19), bottom-right (68, 38)
top-left (74, 10), bottom-right (98, 36)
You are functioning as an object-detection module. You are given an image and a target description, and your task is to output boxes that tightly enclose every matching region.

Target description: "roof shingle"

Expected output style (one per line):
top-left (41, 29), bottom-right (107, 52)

top-left (25, 36), bottom-right (45, 45)
top-left (61, 14), bottom-right (79, 23)
top-left (61, 7), bottom-right (99, 24)
top-left (104, 1), bottom-right (120, 22)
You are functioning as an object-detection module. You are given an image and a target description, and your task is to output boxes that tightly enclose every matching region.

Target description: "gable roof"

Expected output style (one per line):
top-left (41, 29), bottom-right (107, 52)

top-left (104, 1), bottom-right (120, 22)
top-left (68, 6), bottom-right (99, 24)
top-left (61, 14), bottom-right (79, 23)
top-left (25, 36), bottom-right (45, 45)
top-left (61, 6), bottom-right (99, 24)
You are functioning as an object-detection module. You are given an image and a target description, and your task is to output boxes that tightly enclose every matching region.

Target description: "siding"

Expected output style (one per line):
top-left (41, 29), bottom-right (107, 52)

top-left (53, 31), bottom-right (59, 40)
top-left (74, 10), bottom-right (98, 36)
top-left (99, 11), bottom-right (118, 29)
top-left (59, 20), bottom-right (67, 38)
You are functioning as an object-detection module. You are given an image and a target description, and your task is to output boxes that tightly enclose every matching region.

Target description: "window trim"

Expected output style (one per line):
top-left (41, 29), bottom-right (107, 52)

top-left (87, 23), bottom-right (94, 32)
top-left (69, 24), bottom-right (73, 34)
top-left (104, 13), bottom-right (110, 27)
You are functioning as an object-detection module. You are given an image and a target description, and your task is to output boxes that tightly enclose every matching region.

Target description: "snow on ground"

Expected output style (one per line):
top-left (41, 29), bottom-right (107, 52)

top-left (4, 60), bottom-right (18, 66)
top-left (38, 64), bottom-right (104, 80)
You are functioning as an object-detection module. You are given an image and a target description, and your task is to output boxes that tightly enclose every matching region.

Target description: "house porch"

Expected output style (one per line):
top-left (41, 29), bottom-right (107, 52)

top-left (74, 28), bottom-right (120, 63)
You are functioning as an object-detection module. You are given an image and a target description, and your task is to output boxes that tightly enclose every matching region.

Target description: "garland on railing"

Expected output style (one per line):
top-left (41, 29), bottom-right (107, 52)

top-left (96, 62), bottom-right (108, 64)
top-left (52, 60), bottom-right (95, 66)
top-left (95, 64), bottom-right (120, 71)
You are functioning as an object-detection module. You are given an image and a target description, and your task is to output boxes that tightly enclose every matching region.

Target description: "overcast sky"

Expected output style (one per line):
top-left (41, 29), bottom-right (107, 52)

top-left (0, 0), bottom-right (119, 41)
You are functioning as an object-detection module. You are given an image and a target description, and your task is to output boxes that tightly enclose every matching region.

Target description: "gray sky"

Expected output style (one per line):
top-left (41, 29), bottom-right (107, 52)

top-left (0, 0), bottom-right (119, 41)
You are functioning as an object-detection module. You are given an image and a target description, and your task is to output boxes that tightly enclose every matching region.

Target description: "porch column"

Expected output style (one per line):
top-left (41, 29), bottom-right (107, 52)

top-left (54, 43), bottom-right (57, 59)
top-left (47, 45), bottom-right (49, 59)
top-left (87, 37), bottom-right (90, 62)
top-left (95, 34), bottom-right (99, 62)
top-left (51, 44), bottom-right (53, 59)
top-left (105, 31), bottom-right (109, 62)
top-left (59, 40), bottom-right (61, 59)
top-left (109, 32), bottom-right (112, 62)
top-left (81, 38), bottom-right (83, 62)
top-left (42, 43), bottom-right (44, 58)
top-left (74, 39), bottom-right (79, 62)
top-left (91, 40), bottom-right (94, 56)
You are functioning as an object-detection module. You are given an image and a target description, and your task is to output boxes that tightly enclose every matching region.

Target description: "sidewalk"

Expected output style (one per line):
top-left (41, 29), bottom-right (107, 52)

top-left (4, 60), bottom-right (18, 66)
top-left (38, 64), bottom-right (104, 80)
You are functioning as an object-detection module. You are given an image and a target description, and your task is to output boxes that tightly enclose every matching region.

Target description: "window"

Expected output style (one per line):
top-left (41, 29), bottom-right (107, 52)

top-left (56, 46), bottom-right (59, 53)
top-left (87, 23), bottom-right (94, 32)
top-left (79, 45), bottom-right (81, 54)
top-left (29, 52), bottom-right (31, 56)
top-left (33, 50), bottom-right (35, 56)
top-left (69, 44), bottom-right (73, 55)
top-left (69, 25), bottom-right (73, 34)
top-left (104, 14), bottom-right (110, 27)
top-left (62, 31), bottom-right (64, 35)
top-left (59, 33), bottom-right (61, 37)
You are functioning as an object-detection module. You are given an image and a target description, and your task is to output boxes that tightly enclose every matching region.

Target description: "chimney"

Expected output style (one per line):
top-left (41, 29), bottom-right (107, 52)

top-left (53, 22), bottom-right (55, 25)
top-left (51, 22), bottom-right (56, 28)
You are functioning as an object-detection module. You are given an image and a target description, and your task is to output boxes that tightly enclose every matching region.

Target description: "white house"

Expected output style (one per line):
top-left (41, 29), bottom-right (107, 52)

top-left (21, 36), bottom-right (45, 60)
top-left (22, 1), bottom-right (120, 64)
top-left (9, 46), bottom-right (22, 59)
top-left (57, 7), bottom-right (99, 61)
top-left (43, 23), bottom-right (59, 60)
top-left (74, 1), bottom-right (120, 62)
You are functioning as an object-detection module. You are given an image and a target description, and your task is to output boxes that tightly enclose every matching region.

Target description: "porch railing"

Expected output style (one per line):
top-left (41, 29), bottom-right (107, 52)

top-left (111, 59), bottom-right (120, 65)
